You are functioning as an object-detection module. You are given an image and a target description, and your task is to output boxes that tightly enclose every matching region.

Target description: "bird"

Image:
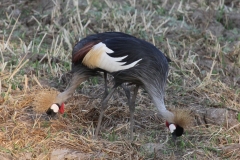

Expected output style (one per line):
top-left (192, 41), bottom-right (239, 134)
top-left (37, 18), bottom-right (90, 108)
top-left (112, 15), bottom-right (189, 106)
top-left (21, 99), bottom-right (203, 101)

top-left (46, 32), bottom-right (191, 140)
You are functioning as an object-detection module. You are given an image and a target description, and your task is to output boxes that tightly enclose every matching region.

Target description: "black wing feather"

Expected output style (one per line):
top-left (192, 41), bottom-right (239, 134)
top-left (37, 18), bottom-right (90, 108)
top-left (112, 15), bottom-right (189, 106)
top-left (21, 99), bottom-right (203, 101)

top-left (72, 32), bottom-right (135, 56)
top-left (103, 37), bottom-right (168, 66)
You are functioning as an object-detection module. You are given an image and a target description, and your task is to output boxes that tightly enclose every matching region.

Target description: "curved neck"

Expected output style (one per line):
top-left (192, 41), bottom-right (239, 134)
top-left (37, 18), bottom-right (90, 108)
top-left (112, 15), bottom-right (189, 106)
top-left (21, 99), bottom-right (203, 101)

top-left (140, 72), bottom-right (173, 122)
top-left (152, 96), bottom-right (174, 123)
top-left (55, 74), bottom-right (88, 105)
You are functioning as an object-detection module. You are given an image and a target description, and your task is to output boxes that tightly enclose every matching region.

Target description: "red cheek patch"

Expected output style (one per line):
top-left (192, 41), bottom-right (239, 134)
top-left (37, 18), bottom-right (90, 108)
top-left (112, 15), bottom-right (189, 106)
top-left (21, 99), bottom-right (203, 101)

top-left (59, 103), bottom-right (65, 114)
top-left (166, 121), bottom-right (170, 127)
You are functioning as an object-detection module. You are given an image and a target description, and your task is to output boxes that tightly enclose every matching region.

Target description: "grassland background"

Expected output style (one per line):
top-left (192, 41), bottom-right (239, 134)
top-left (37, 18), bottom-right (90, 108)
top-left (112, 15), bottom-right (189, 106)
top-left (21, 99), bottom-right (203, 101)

top-left (0, 0), bottom-right (240, 159)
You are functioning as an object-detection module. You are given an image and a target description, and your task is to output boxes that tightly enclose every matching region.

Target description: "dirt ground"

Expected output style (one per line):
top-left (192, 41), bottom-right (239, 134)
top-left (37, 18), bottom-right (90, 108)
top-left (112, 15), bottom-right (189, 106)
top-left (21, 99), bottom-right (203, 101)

top-left (0, 0), bottom-right (240, 159)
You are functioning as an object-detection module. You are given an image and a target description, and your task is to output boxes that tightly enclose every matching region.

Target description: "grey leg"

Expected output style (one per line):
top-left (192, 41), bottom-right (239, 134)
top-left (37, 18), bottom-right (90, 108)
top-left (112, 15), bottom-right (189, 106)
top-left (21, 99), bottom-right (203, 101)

top-left (129, 85), bottom-right (139, 141)
top-left (103, 72), bottom-right (108, 99)
top-left (95, 86), bottom-right (117, 139)
top-left (121, 84), bottom-right (130, 105)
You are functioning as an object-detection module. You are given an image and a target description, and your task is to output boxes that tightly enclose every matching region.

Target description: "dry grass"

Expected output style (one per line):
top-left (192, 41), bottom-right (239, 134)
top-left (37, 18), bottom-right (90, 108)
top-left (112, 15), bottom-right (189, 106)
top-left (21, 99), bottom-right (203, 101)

top-left (0, 0), bottom-right (240, 159)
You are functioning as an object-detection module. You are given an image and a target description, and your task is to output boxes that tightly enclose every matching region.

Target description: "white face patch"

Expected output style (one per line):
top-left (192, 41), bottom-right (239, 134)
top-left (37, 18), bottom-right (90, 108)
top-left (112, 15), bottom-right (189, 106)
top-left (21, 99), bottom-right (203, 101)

top-left (50, 104), bottom-right (59, 113)
top-left (169, 124), bottom-right (176, 133)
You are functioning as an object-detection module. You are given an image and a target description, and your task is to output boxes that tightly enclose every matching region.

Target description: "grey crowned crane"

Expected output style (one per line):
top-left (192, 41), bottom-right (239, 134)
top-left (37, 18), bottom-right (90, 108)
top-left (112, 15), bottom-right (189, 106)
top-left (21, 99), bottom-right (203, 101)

top-left (46, 32), bottom-right (190, 140)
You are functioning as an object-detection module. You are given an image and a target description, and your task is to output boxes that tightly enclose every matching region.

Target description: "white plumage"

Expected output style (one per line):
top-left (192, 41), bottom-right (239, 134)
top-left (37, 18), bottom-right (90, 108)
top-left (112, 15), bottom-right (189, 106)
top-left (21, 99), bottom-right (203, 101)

top-left (82, 42), bottom-right (142, 72)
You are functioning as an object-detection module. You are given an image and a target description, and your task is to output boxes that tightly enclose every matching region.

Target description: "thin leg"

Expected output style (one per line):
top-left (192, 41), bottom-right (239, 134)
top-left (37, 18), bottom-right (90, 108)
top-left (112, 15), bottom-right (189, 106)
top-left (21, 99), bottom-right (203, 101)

top-left (103, 72), bottom-right (108, 99)
top-left (121, 84), bottom-right (130, 105)
top-left (129, 85), bottom-right (139, 141)
top-left (95, 86), bottom-right (117, 139)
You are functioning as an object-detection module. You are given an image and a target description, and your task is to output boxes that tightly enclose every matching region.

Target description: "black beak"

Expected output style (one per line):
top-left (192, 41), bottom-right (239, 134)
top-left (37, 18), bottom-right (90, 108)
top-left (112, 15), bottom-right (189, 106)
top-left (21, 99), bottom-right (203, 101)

top-left (46, 108), bottom-right (57, 116)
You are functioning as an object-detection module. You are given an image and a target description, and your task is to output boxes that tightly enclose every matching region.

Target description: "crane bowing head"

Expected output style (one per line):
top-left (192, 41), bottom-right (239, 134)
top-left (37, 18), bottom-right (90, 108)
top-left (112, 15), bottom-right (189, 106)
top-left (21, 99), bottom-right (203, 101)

top-left (46, 103), bottom-right (65, 116)
top-left (165, 121), bottom-right (184, 140)
top-left (165, 109), bottom-right (192, 140)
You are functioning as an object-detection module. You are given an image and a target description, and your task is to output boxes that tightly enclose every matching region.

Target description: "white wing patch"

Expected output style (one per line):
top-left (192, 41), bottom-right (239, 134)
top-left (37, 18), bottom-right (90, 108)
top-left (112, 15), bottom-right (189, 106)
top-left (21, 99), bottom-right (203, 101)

top-left (82, 42), bottom-right (142, 72)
